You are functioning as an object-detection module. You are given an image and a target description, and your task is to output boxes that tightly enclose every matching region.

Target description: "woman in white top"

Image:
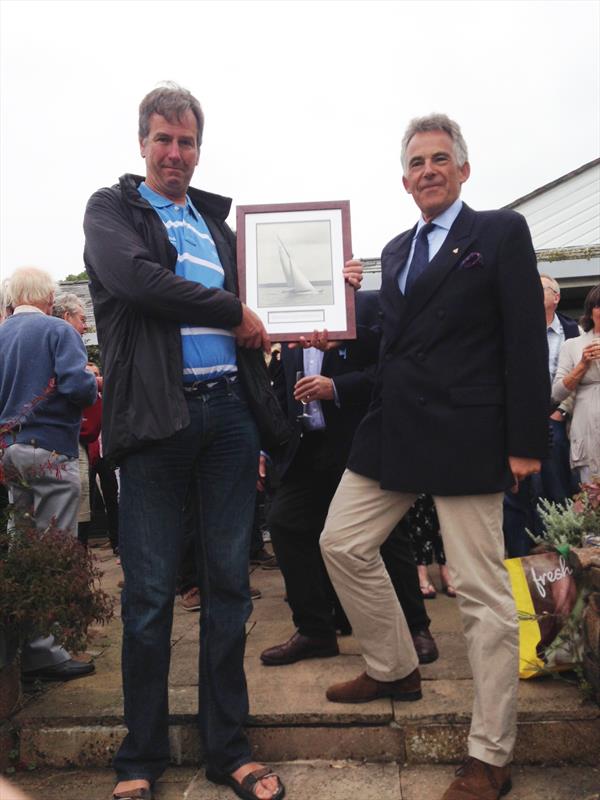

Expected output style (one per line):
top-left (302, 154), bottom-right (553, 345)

top-left (552, 284), bottom-right (600, 484)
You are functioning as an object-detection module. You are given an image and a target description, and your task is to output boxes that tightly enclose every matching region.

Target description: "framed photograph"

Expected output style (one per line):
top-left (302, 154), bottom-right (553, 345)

top-left (236, 201), bottom-right (355, 341)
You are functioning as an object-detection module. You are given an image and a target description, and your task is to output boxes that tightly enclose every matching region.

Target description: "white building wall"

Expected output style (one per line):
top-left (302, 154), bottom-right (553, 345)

top-left (513, 163), bottom-right (600, 250)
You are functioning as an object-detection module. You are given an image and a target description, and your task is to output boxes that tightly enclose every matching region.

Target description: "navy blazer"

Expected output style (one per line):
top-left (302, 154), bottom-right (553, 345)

top-left (348, 203), bottom-right (550, 496)
top-left (557, 311), bottom-right (580, 341)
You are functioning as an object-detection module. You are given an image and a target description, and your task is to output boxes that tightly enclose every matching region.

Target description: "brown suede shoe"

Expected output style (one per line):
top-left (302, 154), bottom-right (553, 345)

top-left (261, 631), bottom-right (339, 666)
top-left (326, 668), bottom-right (421, 703)
top-left (441, 757), bottom-right (512, 799)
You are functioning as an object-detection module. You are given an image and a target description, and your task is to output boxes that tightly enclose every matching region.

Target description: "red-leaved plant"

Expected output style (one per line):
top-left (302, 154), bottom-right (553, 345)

top-left (0, 385), bottom-right (113, 656)
top-left (572, 477), bottom-right (600, 536)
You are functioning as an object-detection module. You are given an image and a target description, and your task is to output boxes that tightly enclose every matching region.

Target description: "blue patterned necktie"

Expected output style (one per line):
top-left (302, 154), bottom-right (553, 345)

top-left (404, 222), bottom-right (435, 295)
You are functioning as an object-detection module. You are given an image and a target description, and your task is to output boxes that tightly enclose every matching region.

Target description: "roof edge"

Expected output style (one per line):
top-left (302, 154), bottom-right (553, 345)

top-left (504, 157), bottom-right (600, 209)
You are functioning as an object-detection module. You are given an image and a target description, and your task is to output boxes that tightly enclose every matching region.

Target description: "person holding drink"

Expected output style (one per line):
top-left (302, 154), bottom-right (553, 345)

top-left (552, 283), bottom-right (600, 484)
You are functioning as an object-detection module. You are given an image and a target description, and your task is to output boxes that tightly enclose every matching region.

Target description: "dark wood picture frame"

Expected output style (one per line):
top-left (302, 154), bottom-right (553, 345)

top-left (236, 200), bottom-right (356, 342)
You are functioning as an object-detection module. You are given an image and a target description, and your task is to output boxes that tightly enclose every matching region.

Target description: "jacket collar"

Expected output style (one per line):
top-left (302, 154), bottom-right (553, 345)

top-left (12, 305), bottom-right (45, 315)
top-left (403, 202), bottom-right (477, 321)
top-left (118, 173), bottom-right (232, 221)
top-left (381, 204), bottom-right (478, 348)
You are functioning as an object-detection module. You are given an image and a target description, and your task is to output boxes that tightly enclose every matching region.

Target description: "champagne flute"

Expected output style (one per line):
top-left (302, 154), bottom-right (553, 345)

top-left (295, 370), bottom-right (312, 420)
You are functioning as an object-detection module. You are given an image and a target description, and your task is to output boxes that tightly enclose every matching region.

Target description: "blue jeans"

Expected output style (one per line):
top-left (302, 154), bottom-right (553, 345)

top-left (114, 378), bottom-right (260, 783)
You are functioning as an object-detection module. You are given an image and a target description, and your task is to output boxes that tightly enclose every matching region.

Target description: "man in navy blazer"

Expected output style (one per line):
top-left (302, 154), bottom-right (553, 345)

top-left (320, 114), bottom-right (549, 800)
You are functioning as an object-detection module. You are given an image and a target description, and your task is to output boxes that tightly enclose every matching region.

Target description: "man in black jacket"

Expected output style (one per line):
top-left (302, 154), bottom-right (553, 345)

top-left (84, 84), bottom-right (285, 800)
top-left (261, 291), bottom-right (438, 667)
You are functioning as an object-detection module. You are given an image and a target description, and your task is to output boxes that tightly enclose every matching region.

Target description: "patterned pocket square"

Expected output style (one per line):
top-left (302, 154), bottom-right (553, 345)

top-left (458, 251), bottom-right (484, 269)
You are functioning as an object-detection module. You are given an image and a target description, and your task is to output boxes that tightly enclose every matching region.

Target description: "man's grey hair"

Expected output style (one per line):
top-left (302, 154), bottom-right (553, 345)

top-left (539, 273), bottom-right (560, 295)
top-left (401, 113), bottom-right (469, 174)
top-left (53, 292), bottom-right (84, 319)
top-left (139, 82), bottom-right (204, 147)
top-left (8, 266), bottom-right (56, 308)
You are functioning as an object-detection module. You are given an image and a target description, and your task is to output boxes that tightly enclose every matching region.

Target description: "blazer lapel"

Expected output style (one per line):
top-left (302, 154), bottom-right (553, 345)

top-left (387, 226), bottom-right (417, 287)
top-left (404, 204), bottom-right (477, 323)
top-left (379, 228), bottom-right (414, 345)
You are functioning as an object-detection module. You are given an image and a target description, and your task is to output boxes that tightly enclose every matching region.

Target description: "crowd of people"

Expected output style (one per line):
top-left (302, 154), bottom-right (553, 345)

top-left (1, 82), bottom-right (599, 800)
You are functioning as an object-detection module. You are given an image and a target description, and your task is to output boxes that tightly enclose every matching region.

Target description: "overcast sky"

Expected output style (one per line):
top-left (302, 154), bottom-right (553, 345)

top-left (1, 0), bottom-right (599, 282)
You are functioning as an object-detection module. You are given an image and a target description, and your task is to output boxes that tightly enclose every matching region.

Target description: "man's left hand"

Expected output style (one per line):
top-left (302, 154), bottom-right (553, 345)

top-left (233, 304), bottom-right (271, 353)
top-left (293, 375), bottom-right (334, 403)
top-left (508, 455), bottom-right (542, 493)
top-left (343, 259), bottom-right (363, 289)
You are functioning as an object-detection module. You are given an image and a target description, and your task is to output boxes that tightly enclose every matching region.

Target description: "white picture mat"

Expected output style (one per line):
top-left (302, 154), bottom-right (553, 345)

top-left (244, 208), bottom-right (347, 336)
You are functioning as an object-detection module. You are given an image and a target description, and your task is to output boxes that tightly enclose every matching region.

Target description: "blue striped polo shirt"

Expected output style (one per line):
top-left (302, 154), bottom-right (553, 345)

top-left (138, 181), bottom-right (237, 384)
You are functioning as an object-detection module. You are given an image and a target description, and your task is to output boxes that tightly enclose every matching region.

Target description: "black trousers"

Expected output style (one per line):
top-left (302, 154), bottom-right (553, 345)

top-left (268, 435), bottom-right (430, 638)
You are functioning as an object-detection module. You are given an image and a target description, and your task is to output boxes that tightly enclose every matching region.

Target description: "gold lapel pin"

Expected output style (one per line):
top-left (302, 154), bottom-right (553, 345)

top-left (452, 248), bottom-right (459, 254)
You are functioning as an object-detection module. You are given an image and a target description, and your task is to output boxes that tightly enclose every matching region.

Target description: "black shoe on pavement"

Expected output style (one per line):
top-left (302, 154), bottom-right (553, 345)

top-left (250, 547), bottom-right (279, 570)
top-left (261, 630), bottom-right (339, 666)
top-left (22, 658), bottom-right (95, 682)
top-left (411, 628), bottom-right (439, 664)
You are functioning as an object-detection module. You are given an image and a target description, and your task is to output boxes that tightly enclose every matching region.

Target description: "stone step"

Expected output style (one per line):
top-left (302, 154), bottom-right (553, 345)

top-left (13, 678), bottom-right (600, 769)
top-left (7, 762), bottom-right (600, 800)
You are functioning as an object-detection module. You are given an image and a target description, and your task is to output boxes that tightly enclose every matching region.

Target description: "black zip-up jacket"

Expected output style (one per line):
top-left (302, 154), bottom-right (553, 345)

top-left (83, 173), bottom-right (245, 462)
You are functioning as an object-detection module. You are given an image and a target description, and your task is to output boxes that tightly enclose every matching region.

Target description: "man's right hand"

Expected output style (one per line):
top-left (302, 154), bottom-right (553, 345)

top-left (233, 304), bottom-right (271, 353)
top-left (508, 455), bottom-right (542, 493)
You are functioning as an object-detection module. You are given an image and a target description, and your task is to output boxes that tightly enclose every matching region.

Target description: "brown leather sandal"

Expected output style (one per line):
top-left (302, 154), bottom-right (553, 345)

top-left (112, 788), bottom-right (151, 799)
top-left (206, 765), bottom-right (285, 800)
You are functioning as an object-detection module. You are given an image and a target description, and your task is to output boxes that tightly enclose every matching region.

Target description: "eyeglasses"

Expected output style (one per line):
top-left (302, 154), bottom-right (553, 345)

top-left (542, 285), bottom-right (559, 295)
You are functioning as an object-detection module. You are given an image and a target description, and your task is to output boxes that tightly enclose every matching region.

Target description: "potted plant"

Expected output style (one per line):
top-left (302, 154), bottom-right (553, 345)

top-left (529, 477), bottom-right (600, 553)
top-left (0, 473), bottom-right (114, 720)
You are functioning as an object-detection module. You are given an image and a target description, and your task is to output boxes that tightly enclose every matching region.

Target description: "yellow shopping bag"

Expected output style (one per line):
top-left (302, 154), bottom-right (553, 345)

top-left (505, 552), bottom-right (579, 679)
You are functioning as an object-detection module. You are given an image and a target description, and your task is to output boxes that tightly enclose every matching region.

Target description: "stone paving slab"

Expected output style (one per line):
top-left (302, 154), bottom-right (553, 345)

top-left (400, 764), bottom-right (600, 800)
top-left (393, 679), bottom-right (473, 723)
top-left (418, 633), bottom-right (471, 680)
top-left (187, 761), bottom-right (401, 799)
top-left (247, 625), bottom-right (473, 680)
top-left (5, 767), bottom-right (195, 800)
top-left (516, 676), bottom-right (600, 719)
top-left (243, 620), bottom-right (298, 657)
top-left (392, 676), bottom-right (600, 724)
top-left (246, 654), bottom-right (393, 723)
top-left (422, 594), bottom-right (462, 633)
top-left (7, 763), bottom-right (600, 800)
top-left (168, 640), bottom-right (200, 686)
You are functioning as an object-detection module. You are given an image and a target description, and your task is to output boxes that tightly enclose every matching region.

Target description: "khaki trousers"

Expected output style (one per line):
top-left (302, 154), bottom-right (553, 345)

top-left (320, 469), bottom-right (518, 767)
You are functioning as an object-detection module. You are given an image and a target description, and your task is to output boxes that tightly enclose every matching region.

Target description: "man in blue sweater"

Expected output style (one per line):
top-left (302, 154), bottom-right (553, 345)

top-left (0, 266), bottom-right (98, 681)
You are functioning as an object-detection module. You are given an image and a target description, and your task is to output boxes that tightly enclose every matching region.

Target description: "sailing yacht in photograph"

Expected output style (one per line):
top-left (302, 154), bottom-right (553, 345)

top-left (277, 236), bottom-right (320, 294)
